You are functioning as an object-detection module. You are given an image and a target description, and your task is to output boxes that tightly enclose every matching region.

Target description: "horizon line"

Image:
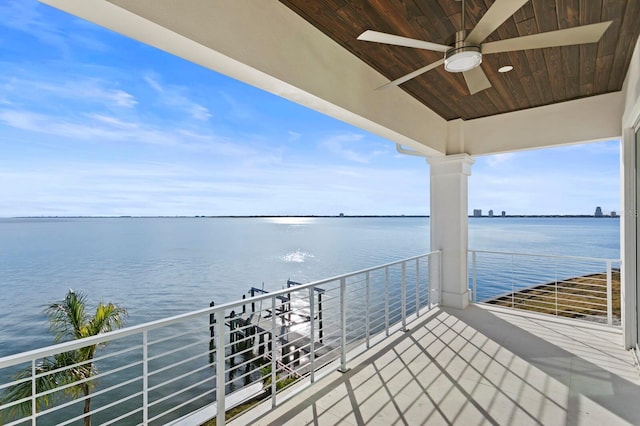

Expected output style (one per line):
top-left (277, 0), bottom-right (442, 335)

top-left (4, 214), bottom-right (620, 219)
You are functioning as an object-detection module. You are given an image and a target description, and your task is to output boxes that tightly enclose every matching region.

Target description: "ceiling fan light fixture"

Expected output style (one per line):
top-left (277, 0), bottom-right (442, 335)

top-left (444, 46), bottom-right (482, 72)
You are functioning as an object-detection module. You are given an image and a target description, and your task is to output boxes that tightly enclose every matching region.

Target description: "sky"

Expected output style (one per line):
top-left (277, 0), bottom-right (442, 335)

top-left (0, 1), bottom-right (621, 217)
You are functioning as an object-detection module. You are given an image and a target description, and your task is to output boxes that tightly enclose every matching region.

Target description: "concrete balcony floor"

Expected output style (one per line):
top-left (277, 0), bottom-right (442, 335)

top-left (234, 305), bottom-right (640, 425)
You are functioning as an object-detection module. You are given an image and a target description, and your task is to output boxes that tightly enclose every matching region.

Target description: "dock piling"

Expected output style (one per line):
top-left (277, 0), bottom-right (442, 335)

top-left (209, 301), bottom-right (215, 364)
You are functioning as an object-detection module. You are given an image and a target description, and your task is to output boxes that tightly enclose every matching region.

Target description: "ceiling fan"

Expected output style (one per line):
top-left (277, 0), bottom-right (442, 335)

top-left (357, 0), bottom-right (612, 94)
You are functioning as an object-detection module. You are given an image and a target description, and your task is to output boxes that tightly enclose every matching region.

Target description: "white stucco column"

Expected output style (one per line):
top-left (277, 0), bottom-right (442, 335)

top-left (427, 154), bottom-right (474, 310)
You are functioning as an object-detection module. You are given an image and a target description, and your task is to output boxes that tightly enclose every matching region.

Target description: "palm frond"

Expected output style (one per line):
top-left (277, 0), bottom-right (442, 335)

top-left (46, 290), bottom-right (89, 342)
top-left (1, 354), bottom-right (79, 420)
top-left (2, 290), bottom-right (126, 424)
top-left (87, 303), bottom-right (128, 337)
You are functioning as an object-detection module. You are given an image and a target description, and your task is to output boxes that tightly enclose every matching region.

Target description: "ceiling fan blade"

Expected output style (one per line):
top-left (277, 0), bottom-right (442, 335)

top-left (466, 0), bottom-right (529, 45)
top-left (482, 21), bottom-right (613, 54)
top-left (358, 30), bottom-right (449, 52)
top-left (377, 59), bottom-right (445, 90)
top-left (463, 67), bottom-right (492, 95)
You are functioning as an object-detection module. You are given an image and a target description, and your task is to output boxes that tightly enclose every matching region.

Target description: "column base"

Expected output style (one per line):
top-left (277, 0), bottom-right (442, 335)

top-left (441, 290), bottom-right (470, 310)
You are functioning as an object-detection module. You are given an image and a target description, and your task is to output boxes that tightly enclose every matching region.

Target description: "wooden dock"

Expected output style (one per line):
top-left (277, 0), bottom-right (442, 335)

top-left (484, 270), bottom-right (621, 323)
top-left (210, 281), bottom-right (330, 373)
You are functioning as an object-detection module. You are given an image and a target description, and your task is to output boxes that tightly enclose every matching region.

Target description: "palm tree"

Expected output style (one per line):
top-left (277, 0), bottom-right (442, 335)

top-left (1, 289), bottom-right (127, 426)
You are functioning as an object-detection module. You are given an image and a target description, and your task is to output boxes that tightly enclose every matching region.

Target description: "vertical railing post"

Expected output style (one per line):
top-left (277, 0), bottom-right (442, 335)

top-left (309, 287), bottom-right (315, 383)
top-left (607, 261), bottom-right (613, 326)
top-left (401, 262), bottom-right (407, 331)
top-left (271, 297), bottom-right (277, 406)
top-left (429, 250), bottom-right (442, 305)
top-left (415, 258), bottom-right (420, 316)
top-left (31, 360), bottom-right (36, 426)
top-left (339, 277), bottom-right (349, 373)
top-left (215, 311), bottom-right (226, 426)
top-left (511, 254), bottom-right (515, 309)
top-left (384, 267), bottom-right (390, 336)
top-left (143, 331), bottom-right (149, 425)
top-left (427, 255), bottom-right (432, 308)
top-left (209, 302), bottom-right (215, 364)
top-left (365, 271), bottom-right (370, 349)
top-left (317, 291), bottom-right (324, 344)
top-left (554, 260), bottom-right (558, 317)
top-left (437, 251), bottom-right (443, 304)
top-left (472, 251), bottom-right (477, 303)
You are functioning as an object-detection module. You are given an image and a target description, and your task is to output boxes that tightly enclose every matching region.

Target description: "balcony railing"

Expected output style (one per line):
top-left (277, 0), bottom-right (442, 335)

top-left (468, 250), bottom-right (621, 326)
top-left (0, 251), bottom-right (441, 426)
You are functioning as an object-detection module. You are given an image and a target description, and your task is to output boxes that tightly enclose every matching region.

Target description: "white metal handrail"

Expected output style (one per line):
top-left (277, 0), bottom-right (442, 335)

top-left (0, 251), bottom-right (441, 426)
top-left (468, 249), bottom-right (620, 326)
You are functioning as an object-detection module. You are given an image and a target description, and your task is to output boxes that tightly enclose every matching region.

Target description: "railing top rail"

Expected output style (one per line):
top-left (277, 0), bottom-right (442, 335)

top-left (468, 249), bottom-right (620, 264)
top-left (0, 251), bottom-right (440, 368)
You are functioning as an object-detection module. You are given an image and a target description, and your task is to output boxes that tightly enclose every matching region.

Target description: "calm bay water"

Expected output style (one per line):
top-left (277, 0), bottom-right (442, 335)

top-left (0, 216), bottom-right (619, 358)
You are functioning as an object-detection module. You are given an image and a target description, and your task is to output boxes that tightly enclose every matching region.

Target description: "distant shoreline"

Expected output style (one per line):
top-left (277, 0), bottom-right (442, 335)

top-left (8, 215), bottom-right (620, 219)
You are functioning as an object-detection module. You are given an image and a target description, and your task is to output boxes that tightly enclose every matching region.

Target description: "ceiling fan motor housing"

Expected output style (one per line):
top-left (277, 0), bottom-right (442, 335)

top-left (444, 30), bottom-right (482, 73)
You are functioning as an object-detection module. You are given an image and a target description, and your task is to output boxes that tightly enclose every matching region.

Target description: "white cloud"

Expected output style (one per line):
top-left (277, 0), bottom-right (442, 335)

top-left (555, 139), bottom-right (620, 154)
top-left (0, 1), bottom-right (69, 54)
top-left (470, 168), bottom-right (620, 215)
top-left (143, 75), bottom-right (163, 93)
top-left (0, 104), bottom-right (289, 166)
top-left (468, 140), bottom-right (621, 215)
top-left (190, 104), bottom-right (212, 121)
top-left (106, 89), bottom-right (137, 108)
top-left (89, 114), bottom-right (139, 129)
top-left (0, 1), bottom-right (112, 57)
top-left (41, 79), bottom-right (137, 109)
top-left (0, 109), bottom-right (206, 148)
top-left (288, 131), bottom-right (302, 141)
top-left (0, 149), bottom-right (430, 216)
top-left (0, 73), bottom-right (137, 110)
top-left (67, 33), bottom-right (110, 53)
top-left (320, 133), bottom-right (372, 163)
top-left (485, 153), bottom-right (515, 167)
top-left (219, 92), bottom-right (255, 120)
top-left (144, 74), bottom-right (211, 121)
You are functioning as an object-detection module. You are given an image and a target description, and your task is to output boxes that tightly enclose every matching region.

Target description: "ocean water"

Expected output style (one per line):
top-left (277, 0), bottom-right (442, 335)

top-left (0, 216), bottom-right (619, 358)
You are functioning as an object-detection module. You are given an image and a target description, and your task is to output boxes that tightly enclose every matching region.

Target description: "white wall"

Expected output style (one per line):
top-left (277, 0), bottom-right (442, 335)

top-left (621, 36), bottom-right (640, 348)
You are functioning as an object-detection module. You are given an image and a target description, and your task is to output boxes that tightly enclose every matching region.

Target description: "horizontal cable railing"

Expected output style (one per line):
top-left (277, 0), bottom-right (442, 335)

top-left (468, 250), bottom-right (621, 326)
top-left (0, 251), bottom-right (441, 426)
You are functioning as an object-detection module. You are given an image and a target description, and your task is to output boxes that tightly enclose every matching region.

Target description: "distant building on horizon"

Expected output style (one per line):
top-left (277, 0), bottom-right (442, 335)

top-left (611, 211), bottom-right (618, 217)
top-left (488, 209), bottom-right (494, 217)
top-left (473, 209), bottom-right (482, 217)
top-left (595, 206), bottom-right (604, 217)
top-left (501, 211), bottom-right (506, 217)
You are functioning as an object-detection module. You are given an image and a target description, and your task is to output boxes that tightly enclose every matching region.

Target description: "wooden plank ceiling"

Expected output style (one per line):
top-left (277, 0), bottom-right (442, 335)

top-left (279, 0), bottom-right (640, 121)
